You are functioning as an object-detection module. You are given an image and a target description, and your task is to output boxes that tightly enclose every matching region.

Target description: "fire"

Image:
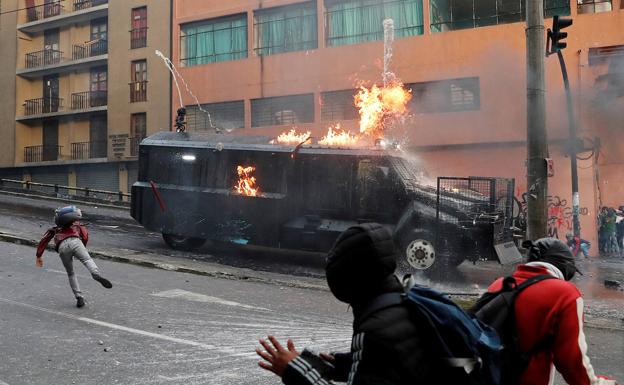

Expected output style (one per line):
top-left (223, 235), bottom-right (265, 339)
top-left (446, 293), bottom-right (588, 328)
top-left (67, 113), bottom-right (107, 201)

top-left (319, 124), bottom-right (359, 147)
top-left (355, 82), bottom-right (411, 138)
top-left (234, 165), bottom-right (259, 197)
top-left (274, 128), bottom-right (311, 145)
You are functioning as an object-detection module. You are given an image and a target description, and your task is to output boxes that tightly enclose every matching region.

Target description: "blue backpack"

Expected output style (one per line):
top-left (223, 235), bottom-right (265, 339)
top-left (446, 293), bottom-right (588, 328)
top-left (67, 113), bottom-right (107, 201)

top-left (359, 284), bottom-right (502, 385)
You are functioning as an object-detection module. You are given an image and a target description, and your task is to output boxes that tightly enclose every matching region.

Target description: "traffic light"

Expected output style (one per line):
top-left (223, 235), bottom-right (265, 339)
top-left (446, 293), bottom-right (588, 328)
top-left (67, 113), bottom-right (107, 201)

top-left (547, 15), bottom-right (573, 56)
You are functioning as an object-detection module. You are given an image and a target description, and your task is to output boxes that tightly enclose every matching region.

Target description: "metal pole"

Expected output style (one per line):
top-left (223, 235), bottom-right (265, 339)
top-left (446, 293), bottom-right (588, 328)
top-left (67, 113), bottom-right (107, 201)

top-left (526, 0), bottom-right (548, 239)
top-left (557, 50), bottom-right (581, 238)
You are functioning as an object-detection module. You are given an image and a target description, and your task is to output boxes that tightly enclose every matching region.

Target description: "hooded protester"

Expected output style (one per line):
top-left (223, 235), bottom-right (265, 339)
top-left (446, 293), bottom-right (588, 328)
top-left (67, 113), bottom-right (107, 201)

top-left (486, 238), bottom-right (617, 385)
top-left (255, 223), bottom-right (445, 385)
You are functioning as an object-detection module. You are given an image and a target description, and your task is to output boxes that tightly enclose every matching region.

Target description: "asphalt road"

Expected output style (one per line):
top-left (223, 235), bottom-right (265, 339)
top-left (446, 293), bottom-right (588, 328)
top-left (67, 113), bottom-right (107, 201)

top-left (0, 242), bottom-right (352, 385)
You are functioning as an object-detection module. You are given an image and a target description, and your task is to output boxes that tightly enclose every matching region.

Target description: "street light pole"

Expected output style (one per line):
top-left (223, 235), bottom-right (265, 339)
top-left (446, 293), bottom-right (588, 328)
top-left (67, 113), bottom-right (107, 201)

top-left (526, 0), bottom-right (549, 239)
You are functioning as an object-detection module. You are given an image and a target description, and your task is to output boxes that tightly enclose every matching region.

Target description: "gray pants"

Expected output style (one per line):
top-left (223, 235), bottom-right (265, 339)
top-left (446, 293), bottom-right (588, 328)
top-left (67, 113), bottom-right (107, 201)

top-left (58, 237), bottom-right (100, 298)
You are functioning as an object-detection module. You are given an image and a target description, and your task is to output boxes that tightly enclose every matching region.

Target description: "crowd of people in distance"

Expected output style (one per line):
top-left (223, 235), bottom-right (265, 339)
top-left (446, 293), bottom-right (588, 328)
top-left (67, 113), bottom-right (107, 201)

top-left (598, 206), bottom-right (624, 257)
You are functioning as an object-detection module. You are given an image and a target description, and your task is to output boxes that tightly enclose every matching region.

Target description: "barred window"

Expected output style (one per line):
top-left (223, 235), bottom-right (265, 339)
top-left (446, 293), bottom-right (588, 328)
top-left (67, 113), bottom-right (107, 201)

top-left (407, 77), bottom-right (480, 113)
top-left (251, 94), bottom-right (315, 127)
top-left (430, 0), bottom-right (570, 33)
top-left (321, 90), bottom-right (359, 121)
top-left (325, 0), bottom-right (424, 47)
top-left (254, 1), bottom-right (318, 56)
top-left (180, 14), bottom-right (247, 66)
top-left (186, 101), bottom-right (245, 131)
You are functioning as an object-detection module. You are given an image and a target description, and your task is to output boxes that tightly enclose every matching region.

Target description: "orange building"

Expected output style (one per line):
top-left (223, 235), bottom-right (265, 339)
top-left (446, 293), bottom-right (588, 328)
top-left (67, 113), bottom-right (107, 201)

top-left (172, 0), bottom-right (624, 250)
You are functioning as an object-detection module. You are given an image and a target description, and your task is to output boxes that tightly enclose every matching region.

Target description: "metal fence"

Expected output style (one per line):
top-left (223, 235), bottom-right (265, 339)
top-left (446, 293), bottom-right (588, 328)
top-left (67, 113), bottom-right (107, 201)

top-left (25, 49), bottom-right (63, 68)
top-left (23, 145), bottom-right (63, 163)
top-left (129, 81), bottom-right (148, 102)
top-left (130, 28), bottom-right (148, 49)
top-left (72, 40), bottom-right (108, 60)
top-left (71, 91), bottom-right (107, 109)
top-left (71, 141), bottom-right (107, 160)
top-left (24, 97), bottom-right (63, 115)
top-left (0, 178), bottom-right (129, 203)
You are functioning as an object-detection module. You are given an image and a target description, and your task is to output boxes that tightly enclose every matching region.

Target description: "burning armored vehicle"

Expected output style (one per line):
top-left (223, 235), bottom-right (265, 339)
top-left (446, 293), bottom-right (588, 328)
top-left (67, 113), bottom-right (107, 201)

top-left (131, 132), bottom-right (520, 273)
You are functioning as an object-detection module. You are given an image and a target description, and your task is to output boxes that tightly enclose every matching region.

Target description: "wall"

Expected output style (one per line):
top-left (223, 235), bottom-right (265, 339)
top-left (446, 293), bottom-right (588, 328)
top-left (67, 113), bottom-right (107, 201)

top-left (0, 0), bottom-right (18, 167)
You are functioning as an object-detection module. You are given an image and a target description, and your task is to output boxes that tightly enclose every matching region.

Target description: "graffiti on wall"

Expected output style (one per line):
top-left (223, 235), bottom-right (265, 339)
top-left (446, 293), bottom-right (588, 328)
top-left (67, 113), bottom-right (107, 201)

top-left (516, 192), bottom-right (589, 239)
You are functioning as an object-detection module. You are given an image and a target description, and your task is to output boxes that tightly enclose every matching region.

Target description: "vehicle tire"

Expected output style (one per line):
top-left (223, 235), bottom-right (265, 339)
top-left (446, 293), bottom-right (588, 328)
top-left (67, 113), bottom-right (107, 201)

top-left (162, 233), bottom-right (206, 251)
top-left (399, 232), bottom-right (465, 273)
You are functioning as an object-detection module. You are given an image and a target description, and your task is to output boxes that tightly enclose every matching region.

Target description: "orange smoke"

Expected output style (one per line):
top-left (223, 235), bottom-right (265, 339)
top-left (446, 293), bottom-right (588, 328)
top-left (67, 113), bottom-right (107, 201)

top-left (234, 165), bottom-right (259, 197)
top-left (318, 124), bottom-right (359, 147)
top-left (355, 82), bottom-right (411, 138)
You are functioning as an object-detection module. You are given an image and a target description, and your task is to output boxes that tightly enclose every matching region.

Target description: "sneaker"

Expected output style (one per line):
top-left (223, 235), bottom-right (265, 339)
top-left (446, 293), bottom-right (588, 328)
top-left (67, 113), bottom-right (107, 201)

top-left (76, 297), bottom-right (85, 308)
top-left (93, 274), bottom-right (113, 289)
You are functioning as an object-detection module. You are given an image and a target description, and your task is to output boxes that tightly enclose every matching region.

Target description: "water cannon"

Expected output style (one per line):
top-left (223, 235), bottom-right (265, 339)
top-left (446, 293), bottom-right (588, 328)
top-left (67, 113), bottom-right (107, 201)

top-left (546, 15), bottom-right (573, 56)
top-left (175, 107), bottom-right (187, 132)
top-left (375, 138), bottom-right (400, 150)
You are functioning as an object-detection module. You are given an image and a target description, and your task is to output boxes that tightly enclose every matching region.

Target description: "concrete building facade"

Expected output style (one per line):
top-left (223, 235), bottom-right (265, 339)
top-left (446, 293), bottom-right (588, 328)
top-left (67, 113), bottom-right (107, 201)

top-left (171, 0), bottom-right (624, 248)
top-left (0, 0), bottom-right (171, 195)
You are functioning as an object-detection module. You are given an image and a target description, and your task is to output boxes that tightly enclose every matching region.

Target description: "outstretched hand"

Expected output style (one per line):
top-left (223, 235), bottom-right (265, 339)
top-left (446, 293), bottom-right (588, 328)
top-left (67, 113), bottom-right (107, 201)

top-left (256, 336), bottom-right (300, 377)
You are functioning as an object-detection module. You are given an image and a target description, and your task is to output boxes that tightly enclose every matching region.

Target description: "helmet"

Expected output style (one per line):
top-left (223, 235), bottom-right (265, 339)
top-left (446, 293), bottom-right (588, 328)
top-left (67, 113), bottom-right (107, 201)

top-left (565, 232), bottom-right (574, 240)
top-left (54, 206), bottom-right (82, 227)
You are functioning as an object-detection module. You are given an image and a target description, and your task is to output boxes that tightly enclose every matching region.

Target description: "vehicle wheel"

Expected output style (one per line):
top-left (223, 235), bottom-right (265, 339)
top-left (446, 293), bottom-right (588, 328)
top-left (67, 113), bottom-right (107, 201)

top-left (403, 237), bottom-right (437, 271)
top-left (162, 233), bottom-right (206, 251)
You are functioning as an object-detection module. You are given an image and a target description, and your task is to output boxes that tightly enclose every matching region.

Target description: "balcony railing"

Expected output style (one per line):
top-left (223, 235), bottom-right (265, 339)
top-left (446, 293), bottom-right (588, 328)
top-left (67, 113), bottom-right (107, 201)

top-left (130, 27), bottom-right (148, 49)
top-left (129, 136), bottom-right (144, 157)
top-left (71, 141), bottom-right (107, 160)
top-left (24, 97), bottom-right (63, 116)
top-left (24, 145), bottom-right (63, 163)
top-left (25, 49), bottom-right (63, 68)
top-left (71, 90), bottom-right (107, 110)
top-left (72, 40), bottom-right (108, 60)
top-left (73, 0), bottom-right (108, 11)
top-left (24, 0), bottom-right (107, 22)
top-left (129, 81), bottom-right (148, 102)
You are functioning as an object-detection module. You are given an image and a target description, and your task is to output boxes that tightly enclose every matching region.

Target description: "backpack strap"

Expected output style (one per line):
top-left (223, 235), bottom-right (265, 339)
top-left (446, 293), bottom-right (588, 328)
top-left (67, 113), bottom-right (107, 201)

top-left (355, 293), bottom-right (404, 326)
top-left (514, 274), bottom-right (558, 291)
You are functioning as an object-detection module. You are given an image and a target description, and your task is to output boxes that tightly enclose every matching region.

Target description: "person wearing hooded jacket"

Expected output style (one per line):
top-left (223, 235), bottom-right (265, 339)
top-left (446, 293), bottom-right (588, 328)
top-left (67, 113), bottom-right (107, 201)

top-left (255, 223), bottom-right (450, 385)
top-left (486, 238), bottom-right (617, 385)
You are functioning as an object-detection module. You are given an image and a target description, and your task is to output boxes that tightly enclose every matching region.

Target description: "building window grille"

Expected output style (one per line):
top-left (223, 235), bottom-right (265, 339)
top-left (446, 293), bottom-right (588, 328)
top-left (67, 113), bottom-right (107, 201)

top-left (407, 77), bottom-right (480, 113)
top-left (131, 7), bottom-right (148, 49)
top-left (321, 90), bottom-right (359, 121)
top-left (180, 14), bottom-right (248, 66)
top-left (251, 94), bottom-right (315, 127)
top-left (577, 0), bottom-right (612, 13)
top-left (430, 0), bottom-right (570, 33)
top-left (130, 113), bottom-right (147, 156)
top-left (130, 60), bottom-right (147, 102)
top-left (186, 101), bottom-right (245, 132)
top-left (325, 0), bottom-right (424, 47)
top-left (254, 1), bottom-right (318, 56)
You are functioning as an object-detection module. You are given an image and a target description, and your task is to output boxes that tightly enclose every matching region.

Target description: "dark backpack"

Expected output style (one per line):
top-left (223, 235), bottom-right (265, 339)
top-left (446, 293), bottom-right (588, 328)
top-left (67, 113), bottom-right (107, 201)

top-left (359, 284), bottom-right (503, 385)
top-left (468, 274), bottom-right (556, 385)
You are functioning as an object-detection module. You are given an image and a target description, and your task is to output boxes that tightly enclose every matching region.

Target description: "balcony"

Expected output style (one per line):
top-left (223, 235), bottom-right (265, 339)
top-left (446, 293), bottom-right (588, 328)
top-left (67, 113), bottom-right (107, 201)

top-left (71, 90), bottom-right (107, 110)
top-left (18, 0), bottom-right (108, 34)
top-left (18, 47), bottom-right (107, 79)
top-left (72, 40), bottom-right (108, 60)
top-left (18, 93), bottom-right (106, 123)
top-left (71, 141), bottom-right (107, 160)
top-left (130, 28), bottom-right (148, 49)
top-left (24, 145), bottom-right (63, 163)
top-left (129, 81), bottom-right (148, 103)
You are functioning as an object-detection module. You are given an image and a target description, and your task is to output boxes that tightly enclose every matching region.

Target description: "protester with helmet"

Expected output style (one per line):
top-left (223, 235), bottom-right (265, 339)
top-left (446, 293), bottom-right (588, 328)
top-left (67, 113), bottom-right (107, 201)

top-left (565, 232), bottom-right (591, 258)
top-left (36, 206), bottom-right (113, 308)
top-left (486, 238), bottom-right (617, 385)
top-left (255, 223), bottom-right (448, 385)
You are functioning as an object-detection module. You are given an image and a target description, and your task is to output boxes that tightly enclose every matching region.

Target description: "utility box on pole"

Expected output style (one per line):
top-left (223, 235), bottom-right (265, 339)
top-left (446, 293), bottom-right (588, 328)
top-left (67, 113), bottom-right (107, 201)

top-left (526, 0), bottom-right (549, 239)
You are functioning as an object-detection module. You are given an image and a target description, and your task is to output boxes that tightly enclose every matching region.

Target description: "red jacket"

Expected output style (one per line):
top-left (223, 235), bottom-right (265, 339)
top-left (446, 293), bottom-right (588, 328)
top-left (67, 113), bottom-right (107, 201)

top-left (488, 263), bottom-right (615, 385)
top-left (36, 222), bottom-right (89, 257)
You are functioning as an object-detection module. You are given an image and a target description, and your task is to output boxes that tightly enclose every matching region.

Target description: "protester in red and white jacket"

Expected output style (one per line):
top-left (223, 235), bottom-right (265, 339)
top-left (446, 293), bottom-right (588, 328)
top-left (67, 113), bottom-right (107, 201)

top-left (488, 238), bottom-right (618, 385)
top-left (36, 208), bottom-right (112, 308)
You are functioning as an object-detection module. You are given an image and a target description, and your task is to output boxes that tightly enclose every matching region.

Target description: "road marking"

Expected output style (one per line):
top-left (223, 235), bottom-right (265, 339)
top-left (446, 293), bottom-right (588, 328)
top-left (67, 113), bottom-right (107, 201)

top-left (152, 289), bottom-right (267, 310)
top-left (0, 297), bottom-right (254, 358)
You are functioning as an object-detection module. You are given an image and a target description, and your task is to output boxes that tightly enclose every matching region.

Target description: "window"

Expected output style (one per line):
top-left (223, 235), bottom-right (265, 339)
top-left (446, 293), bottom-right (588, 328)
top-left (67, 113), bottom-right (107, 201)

top-left (186, 101), bottom-right (245, 131)
top-left (430, 0), bottom-right (570, 32)
top-left (321, 90), bottom-right (359, 121)
top-left (577, 0), bottom-right (612, 13)
top-left (251, 94), bottom-right (315, 127)
top-left (407, 77), bottom-right (480, 112)
top-left (254, 1), bottom-right (317, 56)
top-left (180, 14), bottom-right (247, 66)
top-left (131, 7), bottom-right (148, 49)
top-left (130, 60), bottom-right (147, 102)
top-left (131, 113), bottom-right (147, 156)
top-left (325, 0), bottom-right (424, 47)
top-left (89, 67), bottom-right (107, 107)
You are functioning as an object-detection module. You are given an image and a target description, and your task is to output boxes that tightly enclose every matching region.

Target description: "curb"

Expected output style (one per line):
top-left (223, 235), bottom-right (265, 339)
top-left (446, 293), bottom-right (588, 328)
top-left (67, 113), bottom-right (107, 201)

top-left (0, 232), bottom-right (328, 292)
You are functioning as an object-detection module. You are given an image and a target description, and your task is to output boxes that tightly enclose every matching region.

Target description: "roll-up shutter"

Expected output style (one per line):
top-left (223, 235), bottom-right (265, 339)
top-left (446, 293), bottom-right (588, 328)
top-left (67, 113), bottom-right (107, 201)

top-left (76, 163), bottom-right (119, 194)
top-left (127, 161), bottom-right (139, 189)
top-left (30, 167), bottom-right (69, 193)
